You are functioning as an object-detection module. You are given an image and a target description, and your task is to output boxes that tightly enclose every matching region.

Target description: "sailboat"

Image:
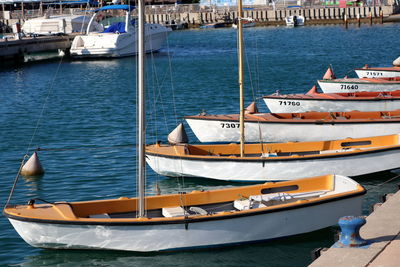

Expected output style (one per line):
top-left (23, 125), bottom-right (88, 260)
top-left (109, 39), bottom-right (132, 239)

top-left (355, 64), bottom-right (400, 78)
top-left (3, 0), bottom-right (366, 251)
top-left (185, 109), bottom-right (400, 143)
top-left (317, 67), bottom-right (400, 93)
top-left (146, 133), bottom-right (400, 181)
top-left (263, 86), bottom-right (400, 113)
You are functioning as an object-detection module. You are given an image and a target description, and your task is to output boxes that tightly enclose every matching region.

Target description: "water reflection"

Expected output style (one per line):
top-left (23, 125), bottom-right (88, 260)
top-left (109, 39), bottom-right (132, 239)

top-left (18, 227), bottom-right (334, 267)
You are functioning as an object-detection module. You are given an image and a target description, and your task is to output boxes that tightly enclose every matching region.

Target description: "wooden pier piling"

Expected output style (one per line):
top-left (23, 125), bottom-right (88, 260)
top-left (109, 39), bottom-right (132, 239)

top-left (369, 11), bottom-right (373, 25)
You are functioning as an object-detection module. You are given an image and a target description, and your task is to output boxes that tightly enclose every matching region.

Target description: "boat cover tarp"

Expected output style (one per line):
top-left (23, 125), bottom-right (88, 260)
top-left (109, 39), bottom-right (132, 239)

top-left (43, 1), bottom-right (98, 5)
top-left (103, 21), bottom-right (126, 33)
top-left (95, 4), bottom-right (135, 11)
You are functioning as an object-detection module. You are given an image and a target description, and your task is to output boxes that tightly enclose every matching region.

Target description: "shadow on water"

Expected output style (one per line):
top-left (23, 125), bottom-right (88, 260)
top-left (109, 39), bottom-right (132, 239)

top-left (351, 170), bottom-right (400, 214)
top-left (18, 228), bottom-right (335, 267)
top-left (352, 170), bottom-right (400, 190)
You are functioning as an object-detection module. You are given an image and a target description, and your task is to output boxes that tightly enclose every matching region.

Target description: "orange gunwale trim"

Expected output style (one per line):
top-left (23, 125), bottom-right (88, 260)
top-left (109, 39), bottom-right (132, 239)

top-left (145, 134), bottom-right (400, 161)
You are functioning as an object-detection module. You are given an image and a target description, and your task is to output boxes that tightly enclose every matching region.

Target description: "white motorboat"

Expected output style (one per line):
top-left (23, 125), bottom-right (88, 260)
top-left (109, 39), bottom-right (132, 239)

top-left (185, 109), bottom-right (400, 143)
top-left (263, 86), bottom-right (400, 113)
top-left (3, 0), bottom-right (365, 252)
top-left (70, 5), bottom-right (171, 58)
top-left (22, 14), bottom-right (101, 36)
top-left (232, 18), bottom-right (256, 29)
top-left (285, 15), bottom-right (305, 27)
top-left (162, 19), bottom-right (188, 30)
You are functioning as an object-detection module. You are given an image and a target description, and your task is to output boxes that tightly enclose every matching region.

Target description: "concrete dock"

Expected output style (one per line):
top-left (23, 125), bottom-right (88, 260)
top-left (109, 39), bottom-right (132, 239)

top-left (0, 4), bottom-right (398, 65)
top-left (310, 190), bottom-right (400, 266)
top-left (0, 34), bottom-right (76, 64)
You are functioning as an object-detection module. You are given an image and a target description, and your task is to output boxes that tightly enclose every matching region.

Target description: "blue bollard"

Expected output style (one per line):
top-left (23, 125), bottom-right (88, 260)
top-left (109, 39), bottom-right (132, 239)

top-left (332, 216), bottom-right (369, 248)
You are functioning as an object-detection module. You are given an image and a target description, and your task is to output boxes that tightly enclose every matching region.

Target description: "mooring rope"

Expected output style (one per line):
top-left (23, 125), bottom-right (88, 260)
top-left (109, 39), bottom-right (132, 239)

top-left (5, 53), bottom-right (66, 209)
top-left (4, 155), bottom-right (28, 209)
top-left (165, 30), bottom-right (178, 127)
top-left (26, 55), bottom-right (65, 156)
top-left (36, 144), bottom-right (134, 152)
top-left (369, 173), bottom-right (400, 189)
top-left (244, 28), bottom-right (265, 154)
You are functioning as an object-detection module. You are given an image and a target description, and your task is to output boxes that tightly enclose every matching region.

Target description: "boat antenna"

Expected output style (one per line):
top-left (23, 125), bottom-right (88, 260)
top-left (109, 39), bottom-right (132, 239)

top-left (138, 0), bottom-right (146, 218)
top-left (237, 0), bottom-right (245, 157)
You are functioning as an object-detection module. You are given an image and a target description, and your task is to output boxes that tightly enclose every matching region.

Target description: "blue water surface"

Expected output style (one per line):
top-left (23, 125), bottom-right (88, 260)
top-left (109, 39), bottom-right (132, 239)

top-left (1, 23), bottom-right (400, 266)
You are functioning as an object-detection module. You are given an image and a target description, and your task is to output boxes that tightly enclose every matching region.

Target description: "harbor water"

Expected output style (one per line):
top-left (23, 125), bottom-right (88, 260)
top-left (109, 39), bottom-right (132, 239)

top-left (1, 23), bottom-right (400, 266)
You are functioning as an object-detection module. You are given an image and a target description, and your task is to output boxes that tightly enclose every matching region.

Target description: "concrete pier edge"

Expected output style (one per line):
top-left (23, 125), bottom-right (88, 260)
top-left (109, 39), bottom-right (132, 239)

top-left (310, 188), bottom-right (400, 266)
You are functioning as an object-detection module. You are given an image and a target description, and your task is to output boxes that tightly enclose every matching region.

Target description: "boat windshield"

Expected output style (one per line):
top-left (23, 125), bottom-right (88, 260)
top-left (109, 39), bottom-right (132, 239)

top-left (94, 11), bottom-right (135, 32)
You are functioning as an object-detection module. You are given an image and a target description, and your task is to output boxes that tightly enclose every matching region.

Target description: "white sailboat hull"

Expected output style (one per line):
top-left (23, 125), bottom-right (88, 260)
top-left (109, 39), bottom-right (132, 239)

top-left (8, 195), bottom-right (362, 251)
top-left (186, 118), bottom-right (400, 142)
top-left (318, 80), bottom-right (400, 93)
top-left (355, 69), bottom-right (400, 78)
top-left (70, 25), bottom-right (170, 58)
top-left (263, 97), bottom-right (400, 113)
top-left (146, 147), bottom-right (400, 181)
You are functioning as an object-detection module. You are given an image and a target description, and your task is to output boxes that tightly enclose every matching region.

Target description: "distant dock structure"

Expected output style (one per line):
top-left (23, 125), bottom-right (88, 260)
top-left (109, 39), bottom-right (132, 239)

top-left (0, 0), bottom-right (399, 32)
top-left (143, 0), bottom-right (400, 27)
top-left (0, 0), bottom-right (399, 64)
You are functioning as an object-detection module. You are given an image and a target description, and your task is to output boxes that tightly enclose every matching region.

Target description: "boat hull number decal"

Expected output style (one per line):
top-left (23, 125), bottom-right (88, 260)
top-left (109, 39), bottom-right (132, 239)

top-left (366, 72), bottom-right (383, 76)
top-left (221, 123), bottom-right (240, 128)
top-left (279, 101), bottom-right (301, 106)
top-left (340, 84), bottom-right (359, 90)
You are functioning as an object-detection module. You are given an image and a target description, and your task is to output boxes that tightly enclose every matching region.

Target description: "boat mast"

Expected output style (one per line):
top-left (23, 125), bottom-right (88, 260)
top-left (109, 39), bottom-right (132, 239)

top-left (237, 0), bottom-right (245, 157)
top-left (138, 1), bottom-right (146, 217)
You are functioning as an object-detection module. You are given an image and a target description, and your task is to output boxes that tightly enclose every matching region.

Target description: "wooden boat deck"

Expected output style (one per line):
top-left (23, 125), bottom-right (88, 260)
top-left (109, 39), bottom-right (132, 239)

top-left (185, 110), bottom-right (400, 122)
top-left (355, 66), bottom-right (400, 72)
top-left (263, 89), bottom-right (400, 101)
top-left (320, 77), bottom-right (400, 83)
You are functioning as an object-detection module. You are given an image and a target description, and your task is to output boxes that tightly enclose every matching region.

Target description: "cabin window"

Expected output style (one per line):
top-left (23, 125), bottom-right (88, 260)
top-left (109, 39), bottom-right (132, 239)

top-left (261, 185), bottom-right (299, 194)
top-left (341, 141), bottom-right (371, 147)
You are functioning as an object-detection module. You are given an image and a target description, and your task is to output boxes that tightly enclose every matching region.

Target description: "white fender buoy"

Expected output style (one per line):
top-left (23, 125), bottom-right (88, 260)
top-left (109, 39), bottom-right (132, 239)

top-left (20, 152), bottom-right (45, 176)
top-left (245, 102), bottom-right (259, 114)
top-left (322, 66), bottom-right (336, 80)
top-left (168, 123), bottom-right (188, 144)
top-left (393, 56), bottom-right (400, 66)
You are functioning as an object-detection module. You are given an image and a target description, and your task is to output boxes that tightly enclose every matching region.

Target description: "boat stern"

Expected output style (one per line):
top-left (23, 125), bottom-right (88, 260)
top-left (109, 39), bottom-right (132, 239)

top-left (70, 33), bottom-right (123, 57)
